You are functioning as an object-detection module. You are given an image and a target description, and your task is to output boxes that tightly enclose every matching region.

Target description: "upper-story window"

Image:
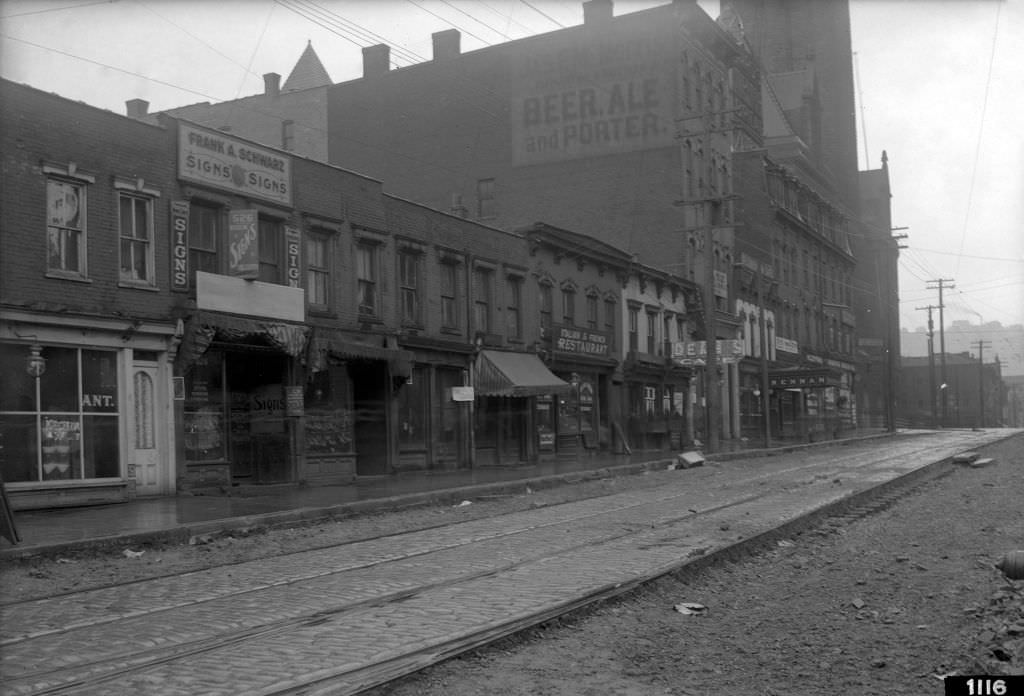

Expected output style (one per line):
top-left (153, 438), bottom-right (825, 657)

top-left (118, 192), bottom-right (155, 285)
top-left (189, 202), bottom-right (221, 285)
top-left (539, 281), bottom-right (553, 338)
top-left (586, 294), bottom-right (599, 330)
top-left (604, 298), bottom-right (616, 349)
top-left (663, 314), bottom-right (673, 356)
top-left (440, 260), bottom-right (459, 330)
top-left (282, 120), bottom-right (295, 151)
top-left (258, 217), bottom-right (282, 283)
top-left (305, 228), bottom-right (331, 310)
top-left (399, 248), bottom-right (422, 325)
top-left (356, 240), bottom-right (379, 317)
top-left (628, 305), bottom-right (639, 352)
top-left (561, 285), bottom-right (576, 326)
top-left (477, 178), bottom-right (496, 219)
top-left (646, 310), bottom-right (657, 354)
top-left (46, 174), bottom-right (90, 278)
top-left (506, 275), bottom-right (523, 340)
top-left (473, 265), bottom-right (493, 334)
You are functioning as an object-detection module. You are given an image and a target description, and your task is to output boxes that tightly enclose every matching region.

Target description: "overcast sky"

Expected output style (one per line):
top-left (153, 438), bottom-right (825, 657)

top-left (2, 0), bottom-right (1021, 338)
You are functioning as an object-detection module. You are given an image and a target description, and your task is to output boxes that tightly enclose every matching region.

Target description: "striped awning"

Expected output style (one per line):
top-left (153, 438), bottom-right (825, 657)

top-left (475, 350), bottom-right (570, 398)
top-left (175, 311), bottom-right (309, 372)
top-left (306, 329), bottom-right (414, 379)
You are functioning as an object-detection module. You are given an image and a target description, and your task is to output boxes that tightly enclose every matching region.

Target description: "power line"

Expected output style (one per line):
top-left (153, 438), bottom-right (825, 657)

top-left (953, 0), bottom-right (1003, 279)
top-left (0, 0), bottom-right (116, 19)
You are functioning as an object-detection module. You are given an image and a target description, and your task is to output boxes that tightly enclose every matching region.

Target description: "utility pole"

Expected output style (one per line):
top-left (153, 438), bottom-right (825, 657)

top-left (757, 265), bottom-right (771, 448)
top-left (972, 339), bottom-right (991, 428)
top-left (916, 305), bottom-right (939, 428)
top-left (926, 279), bottom-right (954, 426)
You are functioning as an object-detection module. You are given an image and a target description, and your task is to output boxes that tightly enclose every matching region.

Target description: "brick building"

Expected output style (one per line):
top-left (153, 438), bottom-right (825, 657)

top-left (898, 354), bottom-right (1004, 429)
top-left (1, 79), bottom-right (181, 508)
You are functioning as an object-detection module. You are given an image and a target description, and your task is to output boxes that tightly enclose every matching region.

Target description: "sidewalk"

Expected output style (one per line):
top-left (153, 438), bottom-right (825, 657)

top-left (0, 429), bottom-right (896, 558)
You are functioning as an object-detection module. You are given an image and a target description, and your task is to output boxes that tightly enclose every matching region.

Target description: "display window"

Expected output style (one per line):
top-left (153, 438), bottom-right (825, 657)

top-left (0, 343), bottom-right (120, 483)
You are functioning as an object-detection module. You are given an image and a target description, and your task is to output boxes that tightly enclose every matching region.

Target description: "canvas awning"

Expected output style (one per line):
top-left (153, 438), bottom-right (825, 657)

top-left (474, 350), bottom-right (571, 397)
top-left (175, 311), bottom-right (310, 372)
top-left (306, 328), bottom-right (414, 379)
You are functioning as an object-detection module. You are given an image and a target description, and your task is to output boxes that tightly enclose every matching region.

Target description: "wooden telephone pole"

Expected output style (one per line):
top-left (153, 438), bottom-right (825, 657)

top-left (916, 305), bottom-right (939, 428)
top-left (972, 339), bottom-right (992, 428)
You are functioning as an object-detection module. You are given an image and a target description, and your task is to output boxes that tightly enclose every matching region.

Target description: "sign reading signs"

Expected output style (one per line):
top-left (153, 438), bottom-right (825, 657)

top-left (285, 226), bottom-right (301, 288)
top-left (170, 200), bottom-right (189, 291)
top-left (228, 210), bottom-right (259, 279)
top-left (672, 339), bottom-right (744, 366)
top-left (553, 325), bottom-right (610, 357)
top-left (178, 123), bottom-right (292, 206)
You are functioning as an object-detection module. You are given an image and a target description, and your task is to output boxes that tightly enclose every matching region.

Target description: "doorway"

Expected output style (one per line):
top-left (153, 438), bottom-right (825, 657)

top-left (351, 361), bottom-right (389, 475)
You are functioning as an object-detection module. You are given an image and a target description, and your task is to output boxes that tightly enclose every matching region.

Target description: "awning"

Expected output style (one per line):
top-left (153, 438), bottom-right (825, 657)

top-left (307, 328), bottom-right (414, 379)
top-left (475, 350), bottom-right (571, 397)
top-left (175, 311), bottom-right (310, 372)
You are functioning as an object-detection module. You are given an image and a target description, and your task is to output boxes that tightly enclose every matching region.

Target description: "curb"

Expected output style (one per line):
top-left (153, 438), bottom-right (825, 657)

top-left (0, 430), bottom-right (930, 561)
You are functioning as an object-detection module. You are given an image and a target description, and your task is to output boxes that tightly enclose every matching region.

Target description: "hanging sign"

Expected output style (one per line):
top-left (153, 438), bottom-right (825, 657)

top-left (285, 225), bottom-right (301, 288)
top-left (228, 210), bottom-right (259, 279)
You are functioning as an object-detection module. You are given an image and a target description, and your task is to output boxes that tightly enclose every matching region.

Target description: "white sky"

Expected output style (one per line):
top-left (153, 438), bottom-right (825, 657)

top-left (2, 0), bottom-right (1022, 337)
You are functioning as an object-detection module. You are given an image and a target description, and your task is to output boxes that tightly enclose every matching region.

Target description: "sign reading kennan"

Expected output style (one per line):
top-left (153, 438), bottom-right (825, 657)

top-left (178, 123), bottom-right (292, 206)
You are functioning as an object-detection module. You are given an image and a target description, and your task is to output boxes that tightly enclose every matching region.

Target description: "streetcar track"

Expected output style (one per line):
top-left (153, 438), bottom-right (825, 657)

top-left (0, 432), bottom-right (1002, 696)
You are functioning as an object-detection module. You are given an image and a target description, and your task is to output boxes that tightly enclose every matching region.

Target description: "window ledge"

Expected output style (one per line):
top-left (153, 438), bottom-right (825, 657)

top-left (118, 281), bottom-right (159, 291)
top-left (307, 307), bottom-right (336, 319)
top-left (45, 272), bottom-right (93, 283)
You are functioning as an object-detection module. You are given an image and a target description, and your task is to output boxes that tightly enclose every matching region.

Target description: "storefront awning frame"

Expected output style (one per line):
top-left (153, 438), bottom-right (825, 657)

top-left (475, 349), bottom-right (571, 397)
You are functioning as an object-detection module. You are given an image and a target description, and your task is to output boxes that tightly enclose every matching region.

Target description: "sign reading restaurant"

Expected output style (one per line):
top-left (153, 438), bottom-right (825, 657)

top-left (177, 123), bottom-right (292, 206)
top-left (553, 325), bottom-right (610, 357)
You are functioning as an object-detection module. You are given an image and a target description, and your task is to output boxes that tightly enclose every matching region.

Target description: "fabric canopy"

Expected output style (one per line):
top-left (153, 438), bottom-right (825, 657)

top-left (475, 350), bottom-right (570, 397)
top-left (306, 328), bottom-right (414, 379)
top-left (175, 311), bottom-right (310, 372)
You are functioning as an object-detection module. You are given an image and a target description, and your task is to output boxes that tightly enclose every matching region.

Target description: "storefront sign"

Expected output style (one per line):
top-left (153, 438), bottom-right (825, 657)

top-left (775, 336), bottom-right (799, 354)
top-left (285, 385), bottom-right (304, 417)
top-left (672, 340), bottom-right (744, 366)
top-left (178, 123), bottom-right (292, 205)
top-left (768, 370), bottom-right (834, 389)
top-left (553, 325), bottom-right (610, 357)
top-left (450, 386), bottom-right (475, 402)
top-left (285, 226), bottom-right (301, 288)
top-left (228, 210), bottom-right (259, 279)
top-left (170, 200), bottom-right (189, 291)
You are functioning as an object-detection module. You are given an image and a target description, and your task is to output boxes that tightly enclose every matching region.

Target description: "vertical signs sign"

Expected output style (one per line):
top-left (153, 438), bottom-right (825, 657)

top-left (170, 200), bottom-right (189, 291)
top-left (228, 210), bottom-right (259, 279)
top-left (285, 225), bottom-right (301, 288)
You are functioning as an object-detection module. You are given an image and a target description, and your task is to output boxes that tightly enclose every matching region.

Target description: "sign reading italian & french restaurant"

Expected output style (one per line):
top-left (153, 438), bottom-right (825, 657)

top-left (553, 325), bottom-right (610, 357)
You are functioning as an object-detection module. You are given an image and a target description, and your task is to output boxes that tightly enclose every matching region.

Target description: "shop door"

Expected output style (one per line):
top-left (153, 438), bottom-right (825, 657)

top-left (352, 361), bottom-right (389, 475)
top-left (132, 366), bottom-right (163, 495)
top-left (226, 354), bottom-right (290, 483)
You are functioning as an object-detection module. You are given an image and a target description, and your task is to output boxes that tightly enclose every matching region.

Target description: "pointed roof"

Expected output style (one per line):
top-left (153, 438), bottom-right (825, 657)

top-left (282, 41), bottom-right (332, 91)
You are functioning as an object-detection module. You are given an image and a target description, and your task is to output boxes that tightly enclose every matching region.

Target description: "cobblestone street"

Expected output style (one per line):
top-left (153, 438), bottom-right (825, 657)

top-left (0, 430), bottom-right (1016, 695)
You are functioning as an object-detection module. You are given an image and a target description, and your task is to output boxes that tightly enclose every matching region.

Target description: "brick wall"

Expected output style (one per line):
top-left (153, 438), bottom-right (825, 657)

top-left (1, 80), bottom-right (179, 321)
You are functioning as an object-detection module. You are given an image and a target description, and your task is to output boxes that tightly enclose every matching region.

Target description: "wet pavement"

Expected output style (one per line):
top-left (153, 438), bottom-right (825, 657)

top-left (1, 429), bottom-right (894, 556)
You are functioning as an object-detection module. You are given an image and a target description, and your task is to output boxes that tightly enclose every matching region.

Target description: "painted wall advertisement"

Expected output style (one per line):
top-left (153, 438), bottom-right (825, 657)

top-left (228, 210), bottom-right (259, 279)
top-left (511, 36), bottom-right (676, 165)
top-left (178, 122), bottom-right (292, 206)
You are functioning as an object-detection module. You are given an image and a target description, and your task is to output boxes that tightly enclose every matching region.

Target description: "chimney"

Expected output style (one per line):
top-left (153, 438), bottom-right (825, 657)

top-left (264, 72), bottom-right (281, 97)
top-left (583, 0), bottom-right (613, 24)
top-left (125, 98), bottom-right (149, 119)
top-left (362, 44), bottom-right (391, 78)
top-left (432, 29), bottom-right (461, 61)
top-left (450, 193), bottom-right (468, 218)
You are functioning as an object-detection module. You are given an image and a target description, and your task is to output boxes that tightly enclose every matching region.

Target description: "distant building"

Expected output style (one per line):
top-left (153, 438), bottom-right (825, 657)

top-left (898, 353), bottom-right (1004, 428)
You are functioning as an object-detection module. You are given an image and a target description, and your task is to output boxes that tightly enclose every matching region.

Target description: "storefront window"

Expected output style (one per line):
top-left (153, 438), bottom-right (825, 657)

top-left (304, 366), bottom-right (352, 455)
top-left (436, 368), bottom-right (464, 459)
top-left (184, 352), bottom-right (226, 462)
top-left (0, 343), bottom-right (121, 483)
